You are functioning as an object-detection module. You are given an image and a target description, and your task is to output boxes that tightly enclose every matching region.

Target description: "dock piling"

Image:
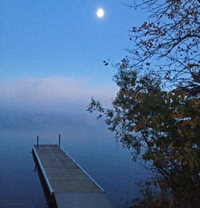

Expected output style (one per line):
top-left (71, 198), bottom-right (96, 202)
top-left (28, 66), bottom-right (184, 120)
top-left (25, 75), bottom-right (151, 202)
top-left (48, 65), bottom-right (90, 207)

top-left (37, 135), bottom-right (39, 150)
top-left (58, 134), bottom-right (61, 149)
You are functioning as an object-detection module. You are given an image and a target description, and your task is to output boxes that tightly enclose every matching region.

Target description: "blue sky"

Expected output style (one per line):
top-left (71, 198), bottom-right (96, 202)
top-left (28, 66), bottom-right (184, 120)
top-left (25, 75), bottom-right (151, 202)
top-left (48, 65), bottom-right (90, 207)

top-left (1, 4), bottom-right (147, 204)
top-left (1, 0), bottom-right (145, 114)
top-left (1, 0), bottom-right (143, 83)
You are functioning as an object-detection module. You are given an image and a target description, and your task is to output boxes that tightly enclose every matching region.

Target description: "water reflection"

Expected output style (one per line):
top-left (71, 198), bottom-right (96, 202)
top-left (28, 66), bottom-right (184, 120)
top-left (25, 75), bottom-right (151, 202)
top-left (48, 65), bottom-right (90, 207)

top-left (0, 132), bottom-right (47, 208)
top-left (0, 113), bottom-right (149, 208)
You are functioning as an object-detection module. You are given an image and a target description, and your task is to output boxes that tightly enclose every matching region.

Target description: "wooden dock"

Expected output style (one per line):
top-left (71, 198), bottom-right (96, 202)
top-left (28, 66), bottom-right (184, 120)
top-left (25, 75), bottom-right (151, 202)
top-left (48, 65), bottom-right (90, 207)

top-left (32, 144), bottom-right (113, 208)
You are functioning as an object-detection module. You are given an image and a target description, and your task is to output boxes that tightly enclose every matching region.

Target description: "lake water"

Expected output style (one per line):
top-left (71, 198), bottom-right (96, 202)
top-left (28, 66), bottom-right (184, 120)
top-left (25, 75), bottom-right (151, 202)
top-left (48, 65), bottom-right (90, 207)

top-left (0, 111), bottom-right (149, 208)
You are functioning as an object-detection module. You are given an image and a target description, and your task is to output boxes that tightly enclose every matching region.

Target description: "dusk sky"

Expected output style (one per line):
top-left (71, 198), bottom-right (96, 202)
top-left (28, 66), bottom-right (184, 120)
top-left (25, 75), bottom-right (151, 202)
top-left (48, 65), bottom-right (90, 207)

top-left (1, 0), bottom-right (146, 114)
top-left (1, 4), bottom-right (148, 206)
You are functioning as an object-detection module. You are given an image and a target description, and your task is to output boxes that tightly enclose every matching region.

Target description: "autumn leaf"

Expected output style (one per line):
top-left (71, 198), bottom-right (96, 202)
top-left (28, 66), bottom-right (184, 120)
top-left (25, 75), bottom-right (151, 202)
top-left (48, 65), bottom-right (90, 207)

top-left (182, 159), bottom-right (187, 166)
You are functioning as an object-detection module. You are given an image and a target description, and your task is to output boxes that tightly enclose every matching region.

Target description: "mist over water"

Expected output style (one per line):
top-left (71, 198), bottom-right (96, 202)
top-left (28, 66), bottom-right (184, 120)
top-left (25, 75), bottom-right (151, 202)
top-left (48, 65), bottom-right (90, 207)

top-left (0, 77), bottom-right (149, 207)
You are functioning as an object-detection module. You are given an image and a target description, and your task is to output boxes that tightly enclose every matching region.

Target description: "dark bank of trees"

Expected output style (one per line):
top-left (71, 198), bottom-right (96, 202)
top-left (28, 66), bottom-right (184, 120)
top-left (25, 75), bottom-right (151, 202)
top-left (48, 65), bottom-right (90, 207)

top-left (87, 1), bottom-right (200, 207)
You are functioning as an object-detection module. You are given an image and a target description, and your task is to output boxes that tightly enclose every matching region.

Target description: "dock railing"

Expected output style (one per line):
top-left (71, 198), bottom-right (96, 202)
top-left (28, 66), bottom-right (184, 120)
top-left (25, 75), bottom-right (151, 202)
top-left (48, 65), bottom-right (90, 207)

top-left (32, 146), bottom-right (56, 205)
top-left (36, 134), bottom-right (61, 150)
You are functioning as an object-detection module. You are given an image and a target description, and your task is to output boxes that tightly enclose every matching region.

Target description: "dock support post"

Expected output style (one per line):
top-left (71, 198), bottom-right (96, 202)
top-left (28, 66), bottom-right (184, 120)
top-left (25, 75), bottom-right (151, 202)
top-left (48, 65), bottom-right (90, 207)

top-left (37, 135), bottom-right (39, 150)
top-left (59, 134), bottom-right (61, 149)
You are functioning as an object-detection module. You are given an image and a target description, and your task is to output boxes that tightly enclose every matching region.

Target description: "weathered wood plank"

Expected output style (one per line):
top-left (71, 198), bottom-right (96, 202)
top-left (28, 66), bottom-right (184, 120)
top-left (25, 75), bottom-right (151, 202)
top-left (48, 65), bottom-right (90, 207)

top-left (32, 144), bottom-right (113, 208)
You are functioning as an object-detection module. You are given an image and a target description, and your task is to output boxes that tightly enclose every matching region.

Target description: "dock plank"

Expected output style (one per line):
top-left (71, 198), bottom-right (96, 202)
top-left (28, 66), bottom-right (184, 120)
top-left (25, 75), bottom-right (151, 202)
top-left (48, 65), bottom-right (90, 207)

top-left (32, 144), bottom-right (113, 208)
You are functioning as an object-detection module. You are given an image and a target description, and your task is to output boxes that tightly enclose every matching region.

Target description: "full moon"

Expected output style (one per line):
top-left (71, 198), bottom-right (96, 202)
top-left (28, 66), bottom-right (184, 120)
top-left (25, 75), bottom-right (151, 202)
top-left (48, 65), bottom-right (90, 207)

top-left (96, 8), bottom-right (104, 18)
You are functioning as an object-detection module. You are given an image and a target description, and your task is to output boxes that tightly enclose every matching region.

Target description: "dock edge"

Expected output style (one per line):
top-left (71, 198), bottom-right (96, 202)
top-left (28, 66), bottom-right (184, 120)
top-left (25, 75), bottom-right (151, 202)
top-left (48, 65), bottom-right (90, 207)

top-left (32, 146), bottom-right (55, 200)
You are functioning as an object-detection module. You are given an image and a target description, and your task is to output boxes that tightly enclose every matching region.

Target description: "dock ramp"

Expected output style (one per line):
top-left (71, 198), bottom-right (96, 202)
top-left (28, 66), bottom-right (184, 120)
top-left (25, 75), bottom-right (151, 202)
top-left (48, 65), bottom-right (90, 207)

top-left (32, 144), bottom-right (113, 208)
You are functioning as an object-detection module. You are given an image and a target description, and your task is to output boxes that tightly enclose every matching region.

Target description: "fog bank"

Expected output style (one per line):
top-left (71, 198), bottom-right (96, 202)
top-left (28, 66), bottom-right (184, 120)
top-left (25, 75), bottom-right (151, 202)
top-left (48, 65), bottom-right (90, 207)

top-left (0, 76), bottom-right (118, 134)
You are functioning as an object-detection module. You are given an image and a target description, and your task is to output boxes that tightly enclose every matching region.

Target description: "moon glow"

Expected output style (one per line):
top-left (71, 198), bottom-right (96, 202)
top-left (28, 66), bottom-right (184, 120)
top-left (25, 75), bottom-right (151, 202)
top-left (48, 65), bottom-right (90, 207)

top-left (96, 8), bottom-right (104, 18)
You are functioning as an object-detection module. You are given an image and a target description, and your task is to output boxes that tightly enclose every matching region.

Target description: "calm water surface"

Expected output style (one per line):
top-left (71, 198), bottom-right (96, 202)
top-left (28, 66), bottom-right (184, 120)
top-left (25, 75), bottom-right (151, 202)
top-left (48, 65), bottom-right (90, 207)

top-left (0, 115), bottom-right (149, 208)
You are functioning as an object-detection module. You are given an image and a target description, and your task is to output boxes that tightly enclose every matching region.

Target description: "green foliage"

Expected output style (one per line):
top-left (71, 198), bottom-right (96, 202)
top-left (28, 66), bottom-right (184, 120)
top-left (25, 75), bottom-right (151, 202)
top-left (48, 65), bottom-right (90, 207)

top-left (130, 177), bottom-right (200, 208)
top-left (88, 70), bottom-right (200, 204)
top-left (88, 0), bottom-right (200, 207)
